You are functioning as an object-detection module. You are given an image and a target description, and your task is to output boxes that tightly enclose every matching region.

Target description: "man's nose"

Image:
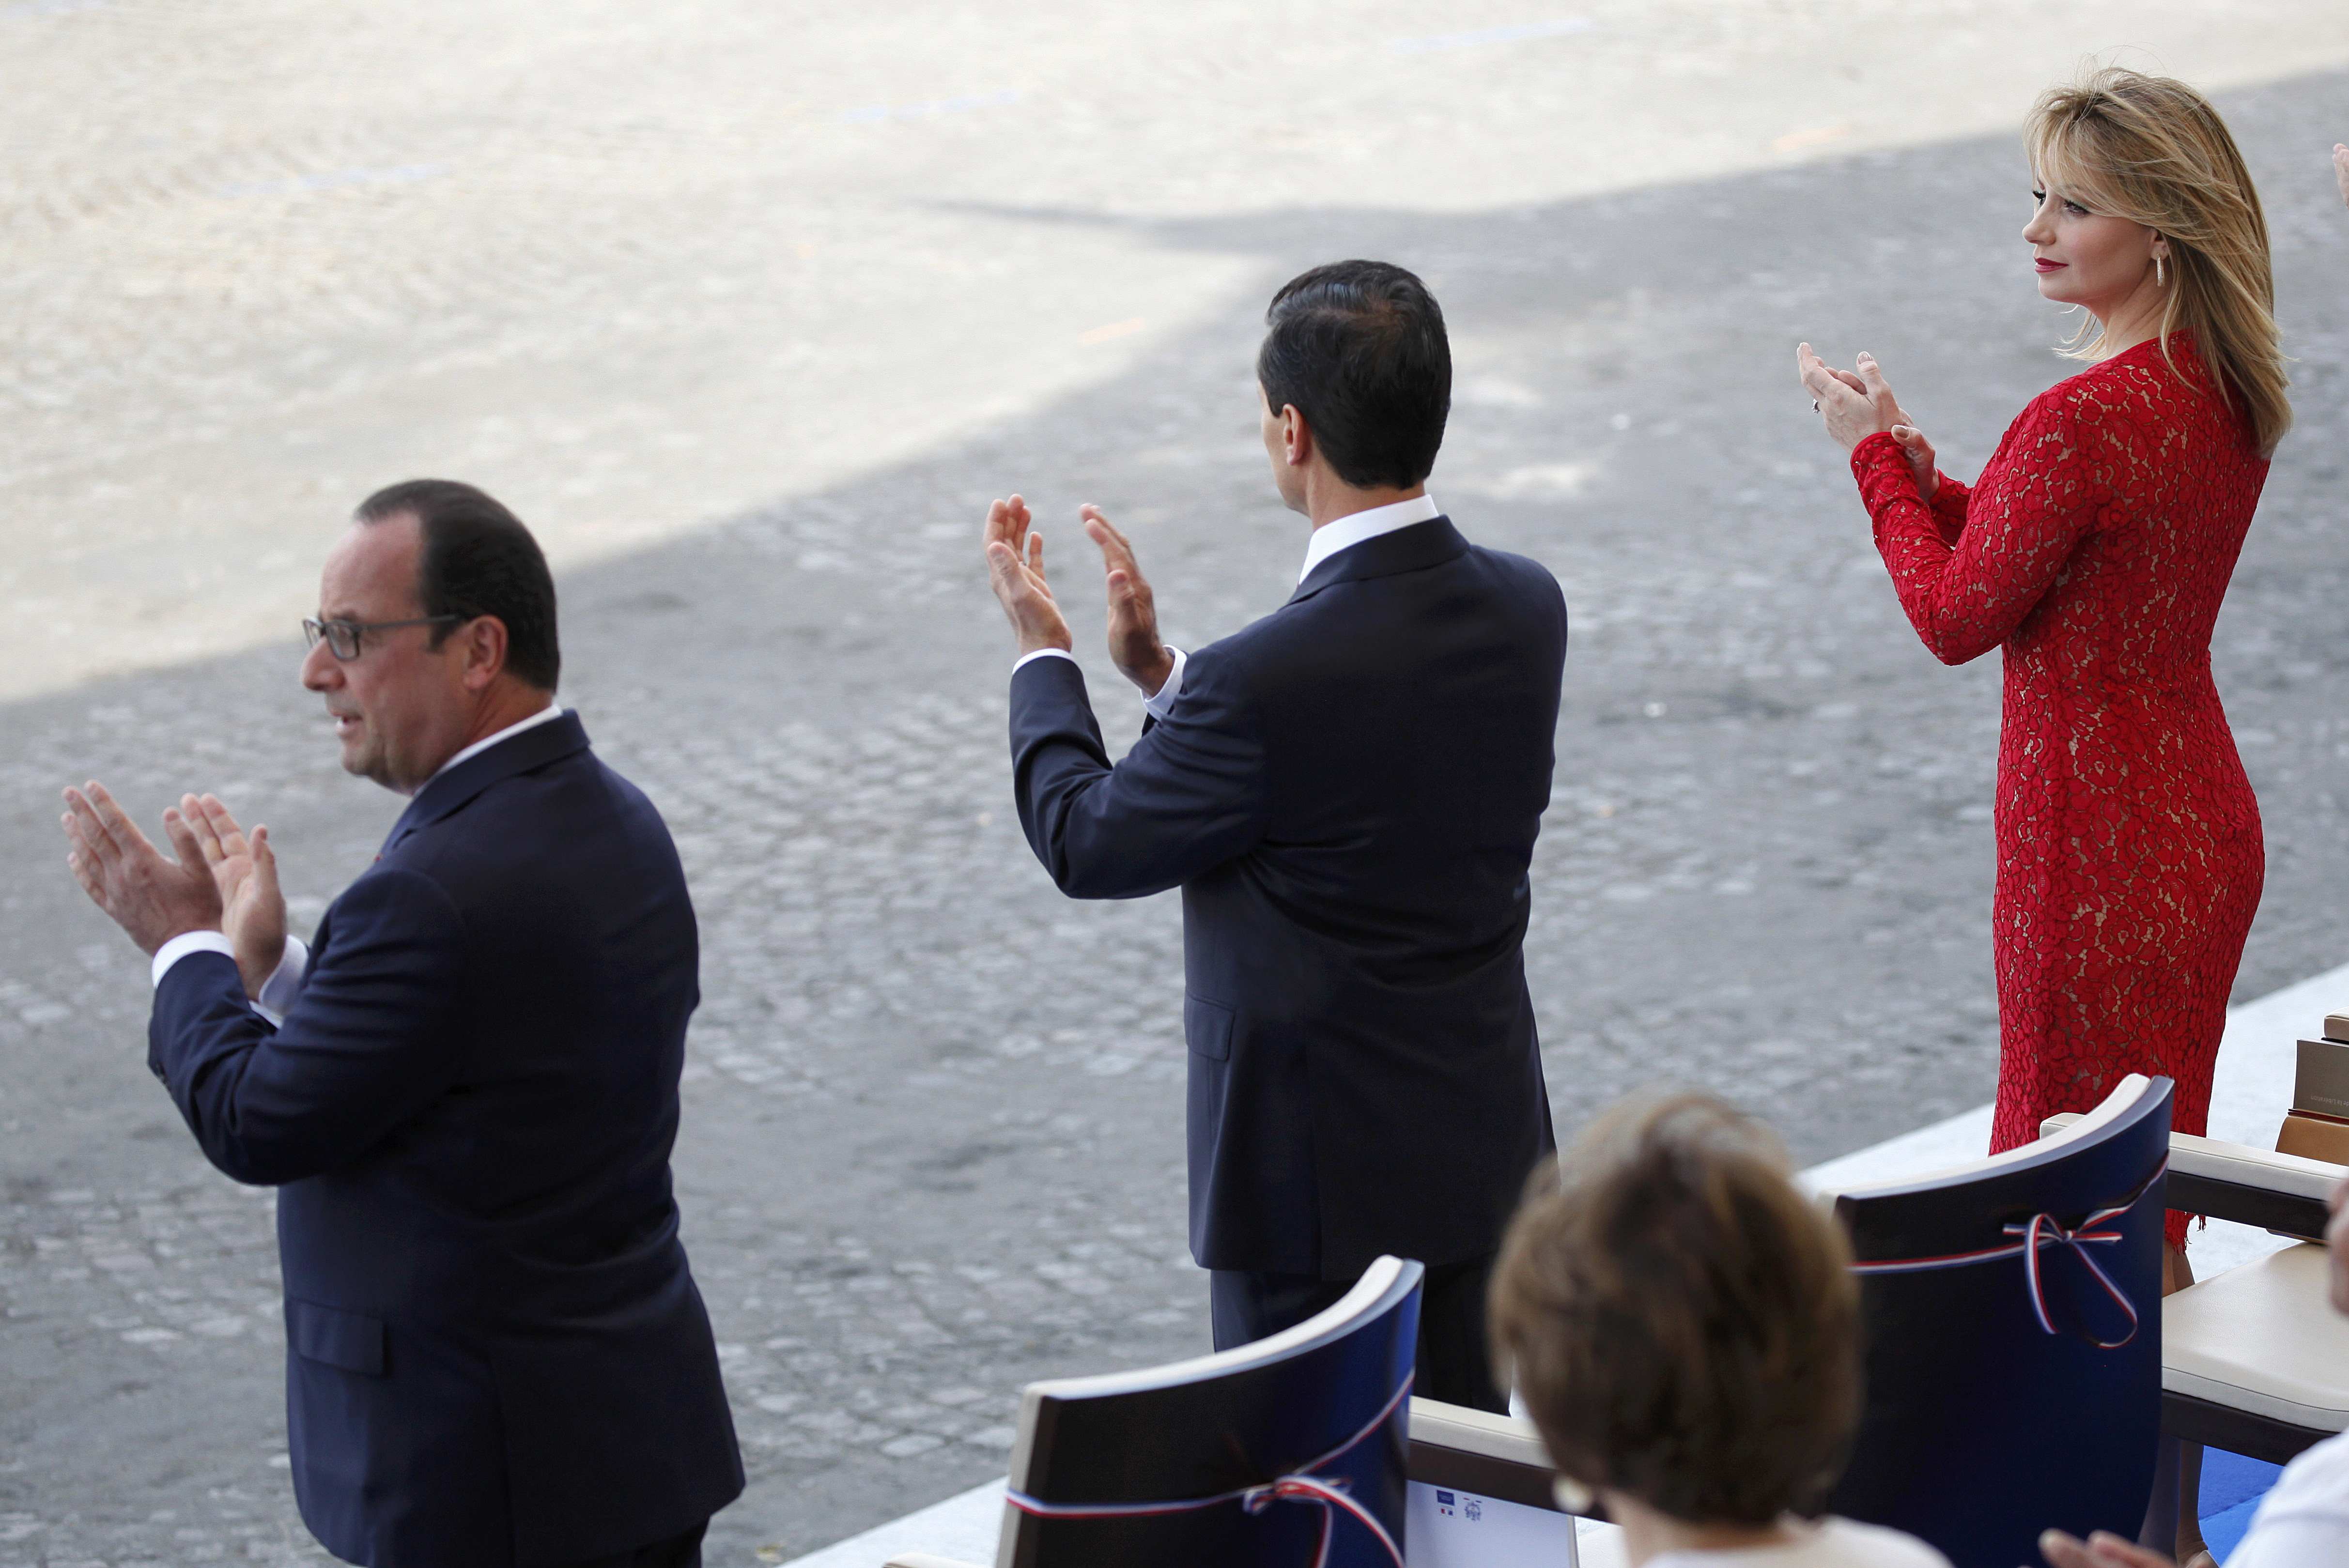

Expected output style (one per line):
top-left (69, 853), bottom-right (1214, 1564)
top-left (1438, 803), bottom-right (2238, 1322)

top-left (300, 638), bottom-right (338, 692)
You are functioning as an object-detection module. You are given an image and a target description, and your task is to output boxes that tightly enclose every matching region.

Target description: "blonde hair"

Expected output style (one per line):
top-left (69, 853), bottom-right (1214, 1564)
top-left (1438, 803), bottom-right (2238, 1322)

top-left (2026, 68), bottom-right (2290, 455)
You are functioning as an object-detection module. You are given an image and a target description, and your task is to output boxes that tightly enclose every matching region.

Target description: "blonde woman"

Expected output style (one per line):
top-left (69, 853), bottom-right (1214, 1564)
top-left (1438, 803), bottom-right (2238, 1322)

top-left (1797, 69), bottom-right (2286, 1297)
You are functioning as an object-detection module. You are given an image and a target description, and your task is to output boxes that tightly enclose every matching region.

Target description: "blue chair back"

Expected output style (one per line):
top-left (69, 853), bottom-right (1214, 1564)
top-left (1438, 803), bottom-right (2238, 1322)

top-left (998, 1256), bottom-right (1423, 1568)
top-left (1826, 1075), bottom-right (2172, 1568)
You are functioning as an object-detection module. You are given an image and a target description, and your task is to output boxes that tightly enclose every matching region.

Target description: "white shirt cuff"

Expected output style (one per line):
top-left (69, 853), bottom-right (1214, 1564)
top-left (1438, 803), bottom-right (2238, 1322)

top-left (1012, 647), bottom-right (1079, 675)
top-left (151, 930), bottom-right (234, 989)
top-left (253, 937), bottom-right (309, 1025)
top-left (1012, 645), bottom-right (1184, 716)
top-left (150, 932), bottom-right (309, 1023)
top-left (1142, 646), bottom-right (1187, 721)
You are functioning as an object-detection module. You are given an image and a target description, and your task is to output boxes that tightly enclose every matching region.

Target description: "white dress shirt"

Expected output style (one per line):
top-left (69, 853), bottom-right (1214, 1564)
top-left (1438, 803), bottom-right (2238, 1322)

top-left (1011, 493), bottom-right (1441, 718)
top-left (2231, 1427), bottom-right (2349, 1568)
top-left (149, 703), bottom-right (567, 1016)
top-left (426, 699), bottom-right (566, 777)
top-left (1295, 491), bottom-right (1439, 583)
top-left (1646, 1517), bottom-right (1950, 1568)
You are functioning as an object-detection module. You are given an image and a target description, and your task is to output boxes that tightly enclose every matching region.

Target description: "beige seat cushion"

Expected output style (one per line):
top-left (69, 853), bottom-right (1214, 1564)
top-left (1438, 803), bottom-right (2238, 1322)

top-left (1407, 1397), bottom-right (1552, 1470)
top-left (2165, 1243), bottom-right (2349, 1432)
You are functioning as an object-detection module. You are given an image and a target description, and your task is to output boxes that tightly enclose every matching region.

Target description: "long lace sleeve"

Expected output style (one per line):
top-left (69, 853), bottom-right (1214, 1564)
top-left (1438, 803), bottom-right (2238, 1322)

top-left (1852, 393), bottom-right (2112, 666)
top-left (1927, 473), bottom-right (1971, 546)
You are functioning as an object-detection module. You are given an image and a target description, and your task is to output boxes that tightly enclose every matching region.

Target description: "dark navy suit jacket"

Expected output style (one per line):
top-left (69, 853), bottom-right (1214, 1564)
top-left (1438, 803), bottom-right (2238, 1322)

top-left (148, 713), bottom-right (742, 1568)
top-left (1009, 517), bottom-right (1566, 1280)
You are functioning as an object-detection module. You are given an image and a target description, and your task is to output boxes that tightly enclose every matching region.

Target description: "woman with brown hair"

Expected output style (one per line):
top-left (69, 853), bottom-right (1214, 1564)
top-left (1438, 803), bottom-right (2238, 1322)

top-left (1489, 1092), bottom-right (1949, 1568)
top-left (1797, 65), bottom-right (2285, 1281)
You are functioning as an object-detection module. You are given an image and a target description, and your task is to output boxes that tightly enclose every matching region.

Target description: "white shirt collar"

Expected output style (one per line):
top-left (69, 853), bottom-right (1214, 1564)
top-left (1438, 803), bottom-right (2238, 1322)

top-left (1298, 493), bottom-right (1441, 583)
top-left (427, 702), bottom-right (566, 784)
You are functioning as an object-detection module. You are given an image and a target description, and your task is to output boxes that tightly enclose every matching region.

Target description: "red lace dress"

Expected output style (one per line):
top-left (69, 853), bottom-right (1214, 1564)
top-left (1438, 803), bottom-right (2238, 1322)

top-left (1850, 333), bottom-right (2268, 1248)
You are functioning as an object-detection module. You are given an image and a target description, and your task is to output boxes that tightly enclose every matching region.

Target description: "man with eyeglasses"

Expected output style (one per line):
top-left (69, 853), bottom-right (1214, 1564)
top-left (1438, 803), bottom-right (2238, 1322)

top-left (59, 480), bottom-right (742, 1568)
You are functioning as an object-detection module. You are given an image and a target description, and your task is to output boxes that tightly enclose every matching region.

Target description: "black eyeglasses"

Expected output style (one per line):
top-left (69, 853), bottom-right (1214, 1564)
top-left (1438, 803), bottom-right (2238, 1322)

top-left (302, 615), bottom-right (464, 661)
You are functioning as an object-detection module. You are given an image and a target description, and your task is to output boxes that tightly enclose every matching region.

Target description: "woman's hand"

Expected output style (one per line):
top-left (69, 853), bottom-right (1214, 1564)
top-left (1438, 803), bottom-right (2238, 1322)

top-left (1851, 354), bottom-right (1942, 499)
top-left (2040, 1528), bottom-right (2174, 1568)
top-left (1887, 422), bottom-right (1938, 501)
top-left (1797, 343), bottom-right (1906, 454)
top-left (1798, 346), bottom-right (1934, 494)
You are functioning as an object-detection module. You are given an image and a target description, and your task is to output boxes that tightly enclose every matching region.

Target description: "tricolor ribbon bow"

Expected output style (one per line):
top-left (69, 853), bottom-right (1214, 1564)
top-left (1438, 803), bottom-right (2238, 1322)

top-left (1005, 1372), bottom-right (1413, 1568)
top-left (2004, 1203), bottom-right (2138, 1349)
top-left (1851, 1158), bottom-right (2166, 1350)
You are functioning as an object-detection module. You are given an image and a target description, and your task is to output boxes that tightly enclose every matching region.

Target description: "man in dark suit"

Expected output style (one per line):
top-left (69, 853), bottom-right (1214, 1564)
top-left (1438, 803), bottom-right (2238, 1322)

top-left (61, 480), bottom-right (742, 1568)
top-left (981, 261), bottom-right (1566, 1411)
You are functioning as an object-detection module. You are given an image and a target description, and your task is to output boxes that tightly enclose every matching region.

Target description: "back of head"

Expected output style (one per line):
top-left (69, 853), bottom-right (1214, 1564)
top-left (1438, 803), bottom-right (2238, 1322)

top-left (1490, 1093), bottom-right (1861, 1526)
top-left (355, 478), bottom-right (562, 691)
top-left (1256, 260), bottom-right (1451, 489)
top-left (2026, 66), bottom-right (2289, 455)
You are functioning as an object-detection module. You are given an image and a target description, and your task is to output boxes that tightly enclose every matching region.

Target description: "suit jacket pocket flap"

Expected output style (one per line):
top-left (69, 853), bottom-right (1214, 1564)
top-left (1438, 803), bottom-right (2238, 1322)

top-left (287, 1298), bottom-right (387, 1377)
top-left (1184, 995), bottom-right (1235, 1061)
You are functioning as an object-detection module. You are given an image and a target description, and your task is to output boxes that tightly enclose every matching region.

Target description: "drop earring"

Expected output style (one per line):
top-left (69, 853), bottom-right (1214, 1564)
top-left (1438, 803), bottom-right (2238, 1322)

top-left (2156, 254), bottom-right (2167, 288)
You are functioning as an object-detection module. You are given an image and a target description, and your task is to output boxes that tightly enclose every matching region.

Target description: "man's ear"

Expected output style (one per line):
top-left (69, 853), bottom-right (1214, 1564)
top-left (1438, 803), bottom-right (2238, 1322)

top-left (460, 616), bottom-right (510, 692)
top-left (1283, 405), bottom-right (1314, 468)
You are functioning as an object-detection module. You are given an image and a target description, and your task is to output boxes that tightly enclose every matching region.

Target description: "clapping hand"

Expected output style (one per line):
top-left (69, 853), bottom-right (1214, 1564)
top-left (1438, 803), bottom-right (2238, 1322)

top-left (177, 795), bottom-right (287, 998)
top-left (1797, 343), bottom-right (1939, 501)
top-left (1081, 505), bottom-right (1174, 697)
top-left (62, 785), bottom-right (289, 998)
top-left (983, 494), bottom-right (1075, 658)
top-left (62, 782), bottom-right (222, 958)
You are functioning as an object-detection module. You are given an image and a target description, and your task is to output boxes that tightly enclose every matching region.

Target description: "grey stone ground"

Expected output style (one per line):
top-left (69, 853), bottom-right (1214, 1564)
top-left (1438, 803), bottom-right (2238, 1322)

top-left (5, 60), bottom-right (2349, 1568)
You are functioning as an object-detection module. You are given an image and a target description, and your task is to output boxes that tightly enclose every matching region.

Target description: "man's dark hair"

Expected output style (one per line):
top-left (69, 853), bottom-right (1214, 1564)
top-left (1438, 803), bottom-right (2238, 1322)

top-left (355, 479), bottom-right (561, 690)
top-left (1255, 260), bottom-right (1451, 490)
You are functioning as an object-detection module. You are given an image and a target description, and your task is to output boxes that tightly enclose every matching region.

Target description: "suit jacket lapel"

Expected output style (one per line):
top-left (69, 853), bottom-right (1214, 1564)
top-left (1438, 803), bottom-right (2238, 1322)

top-left (381, 711), bottom-right (591, 857)
top-left (1286, 517), bottom-right (1470, 606)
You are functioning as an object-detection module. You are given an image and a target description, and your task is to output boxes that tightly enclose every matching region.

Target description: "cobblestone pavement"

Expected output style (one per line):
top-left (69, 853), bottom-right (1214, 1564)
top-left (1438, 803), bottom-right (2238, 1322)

top-left (5, 0), bottom-right (2343, 700)
top-left (7, 15), bottom-right (2349, 1568)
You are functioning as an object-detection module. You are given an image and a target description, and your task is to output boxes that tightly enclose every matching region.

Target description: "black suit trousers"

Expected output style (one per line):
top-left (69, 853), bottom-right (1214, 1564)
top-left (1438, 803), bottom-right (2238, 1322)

top-left (560, 1519), bottom-right (707, 1568)
top-left (1209, 1254), bottom-right (1506, 1413)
